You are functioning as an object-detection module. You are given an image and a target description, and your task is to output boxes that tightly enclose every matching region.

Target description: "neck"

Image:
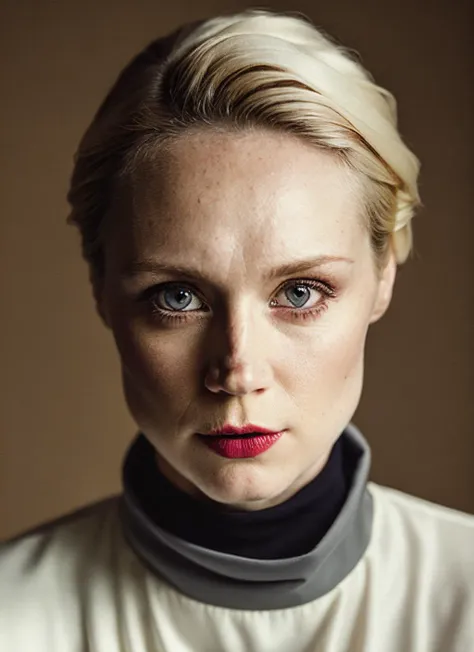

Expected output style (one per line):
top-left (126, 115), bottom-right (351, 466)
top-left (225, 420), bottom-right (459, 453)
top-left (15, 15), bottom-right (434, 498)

top-left (123, 431), bottom-right (350, 559)
top-left (119, 422), bottom-right (373, 609)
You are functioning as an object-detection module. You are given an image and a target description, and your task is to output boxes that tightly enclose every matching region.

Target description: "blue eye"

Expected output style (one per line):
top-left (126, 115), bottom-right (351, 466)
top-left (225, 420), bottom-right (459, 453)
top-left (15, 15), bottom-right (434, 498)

top-left (140, 277), bottom-right (336, 326)
top-left (271, 280), bottom-right (327, 311)
top-left (162, 287), bottom-right (194, 311)
top-left (284, 285), bottom-right (312, 308)
top-left (141, 283), bottom-right (204, 314)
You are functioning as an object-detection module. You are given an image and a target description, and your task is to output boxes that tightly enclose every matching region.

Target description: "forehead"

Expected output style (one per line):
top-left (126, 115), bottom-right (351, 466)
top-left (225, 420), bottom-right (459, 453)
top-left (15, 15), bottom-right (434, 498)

top-left (109, 129), bottom-right (368, 272)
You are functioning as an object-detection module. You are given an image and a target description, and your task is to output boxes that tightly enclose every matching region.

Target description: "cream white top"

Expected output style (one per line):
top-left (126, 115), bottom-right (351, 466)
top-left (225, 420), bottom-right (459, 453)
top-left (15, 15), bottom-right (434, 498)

top-left (1, 481), bottom-right (473, 651)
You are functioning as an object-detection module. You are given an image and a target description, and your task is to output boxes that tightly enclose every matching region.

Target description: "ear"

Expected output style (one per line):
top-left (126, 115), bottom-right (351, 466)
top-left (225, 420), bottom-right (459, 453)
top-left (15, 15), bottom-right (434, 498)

top-left (370, 250), bottom-right (397, 324)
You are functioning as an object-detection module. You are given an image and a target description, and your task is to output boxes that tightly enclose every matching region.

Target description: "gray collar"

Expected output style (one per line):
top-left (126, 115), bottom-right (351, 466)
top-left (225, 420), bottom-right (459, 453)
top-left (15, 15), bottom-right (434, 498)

top-left (119, 423), bottom-right (373, 610)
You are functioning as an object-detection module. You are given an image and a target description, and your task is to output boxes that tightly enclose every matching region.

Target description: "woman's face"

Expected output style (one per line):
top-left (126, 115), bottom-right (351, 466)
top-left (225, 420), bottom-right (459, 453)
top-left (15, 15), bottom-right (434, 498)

top-left (100, 128), bottom-right (395, 510)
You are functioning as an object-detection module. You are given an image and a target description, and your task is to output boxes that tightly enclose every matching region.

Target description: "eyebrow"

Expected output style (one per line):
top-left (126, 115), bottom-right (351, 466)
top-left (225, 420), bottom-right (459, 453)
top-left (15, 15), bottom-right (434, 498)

top-left (121, 255), bottom-right (353, 283)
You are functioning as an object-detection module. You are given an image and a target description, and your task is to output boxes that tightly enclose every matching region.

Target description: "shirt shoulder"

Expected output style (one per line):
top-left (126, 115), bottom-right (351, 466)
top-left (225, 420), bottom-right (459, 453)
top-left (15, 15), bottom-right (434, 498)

top-left (368, 481), bottom-right (474, 535)
top-left (368, 481), bottom-right (474, 564)
top-left (367, 482), bottom-right (474, 646)
top-left (0, 496), bottom-right (123, 648)
top-left (0, 495), bottom-right (121, 570)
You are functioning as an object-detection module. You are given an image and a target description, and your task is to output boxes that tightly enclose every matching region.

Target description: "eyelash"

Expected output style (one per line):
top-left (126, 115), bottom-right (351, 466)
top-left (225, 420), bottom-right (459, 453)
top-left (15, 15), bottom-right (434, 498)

top-left (140, 279), bottom-right (336, 325)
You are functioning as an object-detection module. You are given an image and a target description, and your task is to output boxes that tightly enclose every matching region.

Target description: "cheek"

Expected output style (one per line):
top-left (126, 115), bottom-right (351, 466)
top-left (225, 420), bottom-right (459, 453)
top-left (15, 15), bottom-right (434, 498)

top-left (282, 317), bottom-right (369, 406)
top-left (113, 321), bottom-right (202, 404)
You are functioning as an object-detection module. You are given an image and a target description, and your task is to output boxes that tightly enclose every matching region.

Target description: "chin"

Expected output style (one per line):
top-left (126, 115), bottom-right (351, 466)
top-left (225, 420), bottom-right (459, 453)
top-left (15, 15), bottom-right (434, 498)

top-left (197, 462), bottom-right (290, 510)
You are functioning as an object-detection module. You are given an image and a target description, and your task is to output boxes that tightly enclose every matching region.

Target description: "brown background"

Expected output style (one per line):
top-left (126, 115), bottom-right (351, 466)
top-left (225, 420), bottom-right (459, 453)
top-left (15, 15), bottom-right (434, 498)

top-left (0, 0), bottom-right (472, 539)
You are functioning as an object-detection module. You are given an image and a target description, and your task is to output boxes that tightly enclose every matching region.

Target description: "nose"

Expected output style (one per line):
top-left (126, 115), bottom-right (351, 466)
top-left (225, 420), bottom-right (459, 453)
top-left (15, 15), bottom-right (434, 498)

top-left (204, 307), bottom-right (273, 397)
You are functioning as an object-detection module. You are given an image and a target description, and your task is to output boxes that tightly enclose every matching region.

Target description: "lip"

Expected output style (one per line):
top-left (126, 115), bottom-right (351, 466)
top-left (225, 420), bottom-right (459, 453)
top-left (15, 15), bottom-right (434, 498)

top-left (203, 424), bottom-right (282, 436)
top-left (197, 428), bottom-right (285, 459)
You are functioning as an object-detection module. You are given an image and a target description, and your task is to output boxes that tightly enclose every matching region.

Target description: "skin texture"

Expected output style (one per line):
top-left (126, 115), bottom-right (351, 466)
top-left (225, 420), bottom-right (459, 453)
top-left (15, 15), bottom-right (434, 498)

top-left (98, 128), bottom-right (396, 511)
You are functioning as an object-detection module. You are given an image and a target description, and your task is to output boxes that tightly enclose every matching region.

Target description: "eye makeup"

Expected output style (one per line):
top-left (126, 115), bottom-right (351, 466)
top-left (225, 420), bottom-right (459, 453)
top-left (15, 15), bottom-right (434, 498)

top-left (137, 277), bottom-right (337, 325)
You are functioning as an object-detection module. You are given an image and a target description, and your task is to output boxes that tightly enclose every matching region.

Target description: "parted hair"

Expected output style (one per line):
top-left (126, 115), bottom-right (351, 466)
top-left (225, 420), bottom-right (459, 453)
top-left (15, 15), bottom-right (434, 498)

top-left (67, 9), bottom-right (421, 284)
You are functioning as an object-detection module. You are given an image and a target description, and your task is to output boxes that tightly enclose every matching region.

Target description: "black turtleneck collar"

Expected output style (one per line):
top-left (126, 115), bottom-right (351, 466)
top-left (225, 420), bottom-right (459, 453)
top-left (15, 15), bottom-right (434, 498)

top-left (120, 424), bottom-right (373, 610)
top-left (122, 432), bottom-right (352, 560)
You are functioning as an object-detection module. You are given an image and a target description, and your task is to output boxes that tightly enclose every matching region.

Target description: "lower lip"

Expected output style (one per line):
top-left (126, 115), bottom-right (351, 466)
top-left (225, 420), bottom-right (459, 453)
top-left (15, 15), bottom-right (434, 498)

top-left (198, 432), bottom-right (284, 458)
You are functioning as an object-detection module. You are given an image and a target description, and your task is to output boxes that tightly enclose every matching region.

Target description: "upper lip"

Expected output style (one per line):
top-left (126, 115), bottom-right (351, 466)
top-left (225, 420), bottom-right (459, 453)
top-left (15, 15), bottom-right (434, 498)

top-left (201, 424), bottom-right (283, 436)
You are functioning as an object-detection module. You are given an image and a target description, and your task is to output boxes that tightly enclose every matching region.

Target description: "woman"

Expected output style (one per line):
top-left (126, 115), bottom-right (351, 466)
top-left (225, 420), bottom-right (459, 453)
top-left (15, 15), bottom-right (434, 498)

top-left (1, 9), bottom-right (473, 651)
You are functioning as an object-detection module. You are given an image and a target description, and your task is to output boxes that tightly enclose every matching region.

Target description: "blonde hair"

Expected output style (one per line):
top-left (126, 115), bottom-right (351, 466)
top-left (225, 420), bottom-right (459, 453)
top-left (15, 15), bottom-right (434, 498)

top-left (67, 9), bottom-right (421, 282)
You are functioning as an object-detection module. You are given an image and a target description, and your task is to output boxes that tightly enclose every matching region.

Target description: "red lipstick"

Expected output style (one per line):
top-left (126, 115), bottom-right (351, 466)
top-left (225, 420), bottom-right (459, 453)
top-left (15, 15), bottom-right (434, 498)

top-left (198, 424), bottom-right (285, 458)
